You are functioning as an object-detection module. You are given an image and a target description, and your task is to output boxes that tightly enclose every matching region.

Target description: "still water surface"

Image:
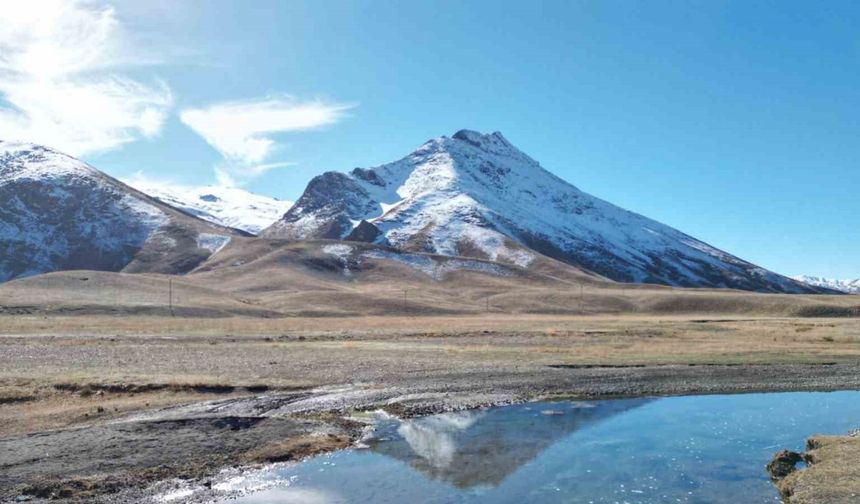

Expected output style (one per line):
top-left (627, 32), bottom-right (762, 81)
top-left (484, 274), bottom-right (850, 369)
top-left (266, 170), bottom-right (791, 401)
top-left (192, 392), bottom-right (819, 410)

top-left (221, 391), bottom-right (860, 504)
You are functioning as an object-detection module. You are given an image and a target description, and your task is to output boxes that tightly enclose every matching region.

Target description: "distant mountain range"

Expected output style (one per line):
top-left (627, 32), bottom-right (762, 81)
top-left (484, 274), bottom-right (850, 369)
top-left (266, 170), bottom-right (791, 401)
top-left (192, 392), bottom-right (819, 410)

top-left (0, 133), bottom-right (838, 294)
top-left (262, 129), bottom-right (821, 293)
top-left (793, 276), bottom-right (860, 294)
top-left (124, 178), bottom-right (293, 235)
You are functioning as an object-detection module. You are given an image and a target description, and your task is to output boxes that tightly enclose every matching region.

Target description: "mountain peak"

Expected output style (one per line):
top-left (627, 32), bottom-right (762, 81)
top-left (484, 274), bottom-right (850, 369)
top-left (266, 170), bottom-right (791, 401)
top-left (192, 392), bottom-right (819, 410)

top-left (261, 130), bottom-right (821, 294)
top-left (450, 129), bottom-right (516, 155)
top-left (452, 129), bottom-right (490, 143)
top-left (1, 141), bottom-right (63, 158)
top-left (0, 141), bottom-right (97, 183)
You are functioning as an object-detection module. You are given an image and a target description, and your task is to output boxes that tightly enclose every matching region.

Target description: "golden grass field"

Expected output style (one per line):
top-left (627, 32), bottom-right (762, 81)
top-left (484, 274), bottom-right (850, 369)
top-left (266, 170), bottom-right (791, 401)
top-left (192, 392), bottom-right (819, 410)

top-left (2, 314), bottom-right (859, 437)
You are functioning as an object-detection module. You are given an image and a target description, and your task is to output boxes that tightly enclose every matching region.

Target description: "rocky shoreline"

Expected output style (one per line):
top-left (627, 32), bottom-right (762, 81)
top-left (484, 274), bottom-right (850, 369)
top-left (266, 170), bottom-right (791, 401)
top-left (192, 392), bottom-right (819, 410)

top-left (769, 430), bottom-right (860, 504)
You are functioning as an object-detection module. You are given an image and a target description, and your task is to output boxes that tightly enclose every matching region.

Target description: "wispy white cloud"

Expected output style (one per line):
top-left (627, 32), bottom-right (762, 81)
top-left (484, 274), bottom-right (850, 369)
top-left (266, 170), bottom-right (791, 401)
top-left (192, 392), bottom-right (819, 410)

top-left (180, 98), bottom-right (352, 164)
top-left (180, 97), bottom-right (353, 185)
top-left (0, 0), bottom-right (172, 156)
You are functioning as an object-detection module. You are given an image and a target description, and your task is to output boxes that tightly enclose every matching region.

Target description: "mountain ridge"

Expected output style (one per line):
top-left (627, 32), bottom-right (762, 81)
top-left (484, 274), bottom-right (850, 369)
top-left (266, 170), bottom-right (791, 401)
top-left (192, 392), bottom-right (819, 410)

top-left (263, 129), bottom-right (823, 294)
top-left (793, 275), bottom-right (860, 294)
top-left (0, 141), bottom-right (245, 282)
top-left (123, 178), bottom-right (293, 235)
top-left (0, 135), bottom-right (839, 295)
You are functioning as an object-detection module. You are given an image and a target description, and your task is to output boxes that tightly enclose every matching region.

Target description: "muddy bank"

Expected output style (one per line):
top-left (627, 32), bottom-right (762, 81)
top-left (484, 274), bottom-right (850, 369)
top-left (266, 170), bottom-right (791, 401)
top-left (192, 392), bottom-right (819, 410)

top-left (4, 362), bottom-right (860, 503)
top-left (770, 431), bottom-right (860, 504)
top-left (0, 408), bottom-right (363, 503)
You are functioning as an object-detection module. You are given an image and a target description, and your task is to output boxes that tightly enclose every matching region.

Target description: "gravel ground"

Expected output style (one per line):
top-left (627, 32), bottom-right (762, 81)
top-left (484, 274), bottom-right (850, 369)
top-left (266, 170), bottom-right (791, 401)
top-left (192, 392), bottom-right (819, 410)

top-left (2, 315), bottom-right (860, 503)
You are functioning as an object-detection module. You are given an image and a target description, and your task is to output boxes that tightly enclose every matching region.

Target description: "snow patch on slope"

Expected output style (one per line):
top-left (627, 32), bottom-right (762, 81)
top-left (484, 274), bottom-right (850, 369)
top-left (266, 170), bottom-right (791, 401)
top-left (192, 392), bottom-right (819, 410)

top-left (122, 193), bottom-right (169, 229)
top-left (457, 224), bottom-right (535, 267)
top-left (322, 243), bottom-right (354, 259)
top-left (145, 230), bottom-right (178, 249)
top-left (196, 234), bottom-right (231, 254)
top-left (323, 243), bottom-right (355, 277)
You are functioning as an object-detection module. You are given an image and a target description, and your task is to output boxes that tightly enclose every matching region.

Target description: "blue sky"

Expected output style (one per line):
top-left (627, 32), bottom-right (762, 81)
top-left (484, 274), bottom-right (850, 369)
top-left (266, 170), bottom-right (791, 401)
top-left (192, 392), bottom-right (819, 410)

top-left (1, 1), bottom-right (858, 278)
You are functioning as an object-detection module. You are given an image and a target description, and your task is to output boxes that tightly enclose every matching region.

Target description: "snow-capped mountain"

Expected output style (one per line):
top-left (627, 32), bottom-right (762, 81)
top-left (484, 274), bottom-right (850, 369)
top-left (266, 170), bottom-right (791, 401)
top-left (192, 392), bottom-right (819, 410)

top-left (793, 276), bottom-right (860, 294)
top-left (0, 142), bottom-right (243, 283)
top-left (263, 129), bottom-right (821, 293)
top-left (124, 178), bottom-right (293, 235)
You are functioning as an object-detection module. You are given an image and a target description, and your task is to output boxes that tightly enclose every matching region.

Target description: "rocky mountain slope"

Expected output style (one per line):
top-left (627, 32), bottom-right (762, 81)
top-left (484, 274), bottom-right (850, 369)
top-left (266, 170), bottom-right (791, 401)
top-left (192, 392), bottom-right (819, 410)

top-left (793, 276), bottom-right (860, 294)
top-left (263, 129), bottom-right (822, 293)
top-left (124, 179), bottom-right (292, 235)
top-left (0, 141), bottom-right (245, 282)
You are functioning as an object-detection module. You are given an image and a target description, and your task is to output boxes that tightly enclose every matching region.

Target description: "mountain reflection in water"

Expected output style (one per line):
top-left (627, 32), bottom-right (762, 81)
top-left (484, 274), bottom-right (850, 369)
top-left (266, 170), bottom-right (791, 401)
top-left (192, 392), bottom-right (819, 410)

top-left (220, 392), bottom-right (860, 504)
top-left (368, 399), bottom-right (651, 488)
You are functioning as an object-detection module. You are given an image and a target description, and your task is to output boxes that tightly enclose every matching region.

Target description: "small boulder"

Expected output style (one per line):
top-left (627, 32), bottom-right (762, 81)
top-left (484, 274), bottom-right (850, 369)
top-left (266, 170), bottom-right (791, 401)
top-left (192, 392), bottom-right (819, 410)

top-left (345, 220), bottom-right (385, 244)
top-left (767, 449), bottom-right (803, 480)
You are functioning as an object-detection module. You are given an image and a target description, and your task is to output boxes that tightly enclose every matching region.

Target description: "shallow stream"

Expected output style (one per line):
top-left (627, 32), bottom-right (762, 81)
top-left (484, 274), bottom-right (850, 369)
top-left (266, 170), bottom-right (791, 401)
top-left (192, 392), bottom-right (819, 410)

top-left (218, 391), bottom-right (860, 503)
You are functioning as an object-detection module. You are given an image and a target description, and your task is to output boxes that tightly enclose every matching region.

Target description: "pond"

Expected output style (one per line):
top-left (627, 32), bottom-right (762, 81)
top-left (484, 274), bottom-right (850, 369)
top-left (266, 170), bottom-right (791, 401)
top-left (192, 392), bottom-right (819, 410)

top-left (217, 391), bottom-right (860, 504)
